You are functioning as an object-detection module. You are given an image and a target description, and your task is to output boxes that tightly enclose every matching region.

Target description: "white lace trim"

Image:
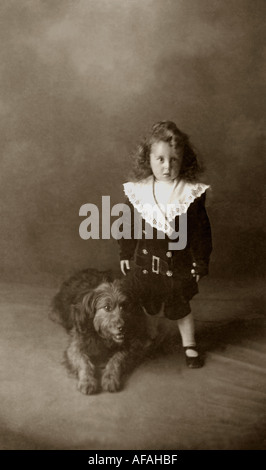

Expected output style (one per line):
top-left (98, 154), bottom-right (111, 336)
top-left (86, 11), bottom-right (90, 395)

top-left (123, 176), bottom-right (210, 236)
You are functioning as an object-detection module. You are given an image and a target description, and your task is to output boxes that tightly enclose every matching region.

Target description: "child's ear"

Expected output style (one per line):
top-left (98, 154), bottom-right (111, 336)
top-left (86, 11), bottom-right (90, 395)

top-left (71, 292), bottom-right (96, 333)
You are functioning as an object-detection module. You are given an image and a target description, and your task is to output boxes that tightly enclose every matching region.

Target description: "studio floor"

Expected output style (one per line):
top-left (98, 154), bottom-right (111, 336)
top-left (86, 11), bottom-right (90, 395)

top-left (0, 277), bottom-right (265, 450)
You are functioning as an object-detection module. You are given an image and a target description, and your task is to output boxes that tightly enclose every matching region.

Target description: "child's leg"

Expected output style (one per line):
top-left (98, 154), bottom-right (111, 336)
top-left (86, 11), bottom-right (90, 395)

top-left (176, 313), bottom-right (198, 356)
top-left (144, 302), bottom-right (165, 340)
top-left (177, 313), bottom-right (203, 367)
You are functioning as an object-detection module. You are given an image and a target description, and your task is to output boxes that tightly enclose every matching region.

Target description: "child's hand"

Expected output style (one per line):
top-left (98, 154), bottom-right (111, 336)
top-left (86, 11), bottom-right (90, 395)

top-left (191, 263), bottom-right (200, 282)
top-left (120, 260), bottom-right (130, 276)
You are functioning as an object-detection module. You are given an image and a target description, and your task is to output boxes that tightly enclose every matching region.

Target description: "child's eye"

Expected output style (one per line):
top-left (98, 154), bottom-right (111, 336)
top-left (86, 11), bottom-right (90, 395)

top-left (104, 305), bottom-right (111, 311)
top-left (158, 157), bottom-right (164, 162)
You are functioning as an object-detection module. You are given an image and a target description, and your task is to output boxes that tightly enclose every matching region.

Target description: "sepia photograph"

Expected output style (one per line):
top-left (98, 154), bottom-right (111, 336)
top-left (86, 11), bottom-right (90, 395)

top-left (0, 0), bottom-right (265, 452)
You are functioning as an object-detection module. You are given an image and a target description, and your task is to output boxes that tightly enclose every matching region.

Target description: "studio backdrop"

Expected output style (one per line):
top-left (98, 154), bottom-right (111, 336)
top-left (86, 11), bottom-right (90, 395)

top-left (0, 0), bottom-right (265, 285)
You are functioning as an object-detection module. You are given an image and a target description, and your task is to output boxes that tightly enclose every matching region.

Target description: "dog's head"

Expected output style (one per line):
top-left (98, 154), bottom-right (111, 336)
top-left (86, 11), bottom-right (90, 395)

top-left (71, 280), bottom-right (133, 345)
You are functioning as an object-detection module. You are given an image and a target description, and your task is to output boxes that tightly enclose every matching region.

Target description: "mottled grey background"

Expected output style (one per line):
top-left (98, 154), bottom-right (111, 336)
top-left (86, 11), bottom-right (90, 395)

top-left (1, 0), bottom-right (265, 285)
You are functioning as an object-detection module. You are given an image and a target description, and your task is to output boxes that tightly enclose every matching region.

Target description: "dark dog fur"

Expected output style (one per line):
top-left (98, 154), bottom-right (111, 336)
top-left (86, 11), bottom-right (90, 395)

top-left (51, 268), bottom-right (148, 394)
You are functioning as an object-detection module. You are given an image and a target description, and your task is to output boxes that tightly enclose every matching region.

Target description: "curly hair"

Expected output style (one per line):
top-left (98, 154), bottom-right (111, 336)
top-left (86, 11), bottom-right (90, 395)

top-left (129, 121), bottom-right (203, 182)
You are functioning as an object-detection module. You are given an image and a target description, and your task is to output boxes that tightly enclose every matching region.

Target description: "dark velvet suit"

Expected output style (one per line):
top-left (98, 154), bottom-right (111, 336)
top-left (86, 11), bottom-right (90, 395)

top-left (118, 191), bottom-right (212, 320)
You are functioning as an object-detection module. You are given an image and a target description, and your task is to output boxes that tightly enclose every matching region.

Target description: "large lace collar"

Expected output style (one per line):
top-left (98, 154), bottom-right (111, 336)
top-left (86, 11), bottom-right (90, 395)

top-left (123, 175), bottom-right (210, 236)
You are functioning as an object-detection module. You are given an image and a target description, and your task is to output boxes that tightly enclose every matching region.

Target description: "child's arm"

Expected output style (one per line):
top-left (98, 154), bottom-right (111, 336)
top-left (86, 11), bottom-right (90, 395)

top-left (187, 192), bottom-right (212, 278)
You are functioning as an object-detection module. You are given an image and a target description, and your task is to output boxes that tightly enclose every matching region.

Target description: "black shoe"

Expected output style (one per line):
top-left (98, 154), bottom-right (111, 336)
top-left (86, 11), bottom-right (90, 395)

top-left (183, 346), bottom-right (204, 368)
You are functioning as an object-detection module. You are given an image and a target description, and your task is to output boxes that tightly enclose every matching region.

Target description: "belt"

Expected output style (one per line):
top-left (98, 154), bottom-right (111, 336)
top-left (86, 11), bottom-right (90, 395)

top-left (135, 254), bottom-right (174, 277)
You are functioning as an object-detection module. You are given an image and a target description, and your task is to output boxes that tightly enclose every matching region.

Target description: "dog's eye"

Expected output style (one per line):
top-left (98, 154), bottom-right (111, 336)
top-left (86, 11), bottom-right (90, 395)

top-left (104, 305), bottom-right (111, 311)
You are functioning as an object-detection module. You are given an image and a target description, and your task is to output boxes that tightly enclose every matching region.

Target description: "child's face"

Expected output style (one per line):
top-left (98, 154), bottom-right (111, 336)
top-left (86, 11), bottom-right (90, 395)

top-left (150, 141), bottom-right (182, 182)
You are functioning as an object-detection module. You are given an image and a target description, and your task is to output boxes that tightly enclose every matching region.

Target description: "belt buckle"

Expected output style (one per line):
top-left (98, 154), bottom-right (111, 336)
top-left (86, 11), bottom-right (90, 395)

top-left (152, 255), bottom-right (160, 274)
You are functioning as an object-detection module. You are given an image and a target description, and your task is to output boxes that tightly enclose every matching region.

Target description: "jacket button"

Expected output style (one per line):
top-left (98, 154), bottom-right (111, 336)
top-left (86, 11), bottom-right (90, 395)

top-left (142, 249), bottom-right (148, 254)
top-left (166, 270), bottom-right (173, 277)
top-left (166, 251), bottom-right (172, 258)
top-left (142, 269), bottom-right (148, 274)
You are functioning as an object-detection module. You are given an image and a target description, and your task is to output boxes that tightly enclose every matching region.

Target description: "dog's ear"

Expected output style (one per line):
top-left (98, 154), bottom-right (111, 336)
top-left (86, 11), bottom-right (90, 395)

top-left (70, 303), bottom-right (87, 333)
top-left (71, 291), bottom-right (96, 333)
top-left (81, 291), bottom-right (98, 319)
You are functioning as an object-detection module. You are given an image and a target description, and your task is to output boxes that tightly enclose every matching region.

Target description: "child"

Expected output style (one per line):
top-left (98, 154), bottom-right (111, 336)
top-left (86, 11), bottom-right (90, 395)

top-left (118, 121), bottom-right (212, 368)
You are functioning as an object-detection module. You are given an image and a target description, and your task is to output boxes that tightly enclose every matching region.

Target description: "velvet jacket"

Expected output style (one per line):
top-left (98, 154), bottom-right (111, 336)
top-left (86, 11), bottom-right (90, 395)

top-left (118, 176), bottom-right (212, 279)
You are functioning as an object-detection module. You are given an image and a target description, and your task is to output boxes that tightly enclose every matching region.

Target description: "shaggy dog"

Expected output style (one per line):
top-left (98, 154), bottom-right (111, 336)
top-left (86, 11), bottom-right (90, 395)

top-left (51, 268), bottom-right (148, 394)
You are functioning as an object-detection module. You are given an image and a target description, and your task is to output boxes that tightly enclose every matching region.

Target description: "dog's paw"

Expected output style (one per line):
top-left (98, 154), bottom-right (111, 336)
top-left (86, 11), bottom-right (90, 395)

top-left (101, 372), bottom-right (122, 393)
top-left (77, 377), bottom-right (98, 395)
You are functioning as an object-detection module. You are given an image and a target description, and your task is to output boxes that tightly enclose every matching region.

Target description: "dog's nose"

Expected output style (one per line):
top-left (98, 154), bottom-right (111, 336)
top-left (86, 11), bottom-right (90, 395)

top-left (117, 323), bottom-right (125, 333)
